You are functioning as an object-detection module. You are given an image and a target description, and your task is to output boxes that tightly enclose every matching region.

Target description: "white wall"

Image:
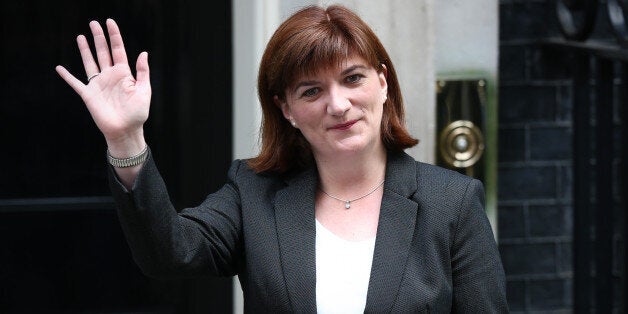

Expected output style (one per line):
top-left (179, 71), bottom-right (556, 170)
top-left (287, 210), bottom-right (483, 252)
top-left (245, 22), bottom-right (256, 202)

top-left (434, 0), bottom-right (498, 77)
top-left (233, 0), bottom-right (279, 161)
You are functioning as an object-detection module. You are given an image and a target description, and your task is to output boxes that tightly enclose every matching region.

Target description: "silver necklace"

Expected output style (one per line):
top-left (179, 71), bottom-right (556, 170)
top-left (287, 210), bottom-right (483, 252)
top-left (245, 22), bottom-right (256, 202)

top-left (320, 179), bottom-right (385, 209)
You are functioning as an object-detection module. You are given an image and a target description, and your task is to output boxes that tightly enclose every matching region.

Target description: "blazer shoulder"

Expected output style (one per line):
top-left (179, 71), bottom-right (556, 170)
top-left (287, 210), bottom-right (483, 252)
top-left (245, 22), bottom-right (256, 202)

top-left (225, 159), bottom-right (287, 193)
top-left (414, 161), bottom-right (478, 188)
top-left (386, 151), bottom-right (480, 200)
top-left (411, 161), bottom-right (484, 220)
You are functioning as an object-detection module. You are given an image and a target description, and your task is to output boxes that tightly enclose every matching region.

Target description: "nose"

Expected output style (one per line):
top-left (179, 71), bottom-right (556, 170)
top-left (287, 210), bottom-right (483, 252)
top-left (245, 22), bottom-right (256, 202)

top-left (326, 86), bottom-right (351, 116)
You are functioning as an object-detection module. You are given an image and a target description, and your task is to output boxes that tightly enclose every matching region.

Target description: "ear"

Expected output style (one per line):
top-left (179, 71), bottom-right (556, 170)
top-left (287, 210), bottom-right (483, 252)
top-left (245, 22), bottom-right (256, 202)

top-left (380, 64), bottom-right (388, 78)
top-left (274, 95), bottom-right (291, 120)
top-left (378, 64), bottom-right (388, 95)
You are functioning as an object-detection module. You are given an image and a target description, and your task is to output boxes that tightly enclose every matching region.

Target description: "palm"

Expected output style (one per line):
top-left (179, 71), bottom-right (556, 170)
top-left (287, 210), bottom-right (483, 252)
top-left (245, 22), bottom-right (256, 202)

top-left (56, 19), bottom-right (151, 142)
top-left (82, 64), bottom-right (151, 139)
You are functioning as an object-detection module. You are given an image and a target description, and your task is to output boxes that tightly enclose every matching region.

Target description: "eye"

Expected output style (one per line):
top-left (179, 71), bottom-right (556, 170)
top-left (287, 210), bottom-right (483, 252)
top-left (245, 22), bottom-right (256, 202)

top-left (345, 73), bottom-right (364, 84)
top-left (301, 87), bottom-right (319, 98)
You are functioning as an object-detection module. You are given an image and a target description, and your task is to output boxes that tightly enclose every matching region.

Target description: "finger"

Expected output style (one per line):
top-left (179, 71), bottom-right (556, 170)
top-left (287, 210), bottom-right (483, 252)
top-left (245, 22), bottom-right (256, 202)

top-left (89, 20), bottom-right (113, 70)
top-left (135, 52), bottom-right (151, 88)
top-left (55, 65), bottom-right (86, 96)
top-left (77, 35), bottom-right (100, 79)
top-left (106, 18), bottom-right (128, 65)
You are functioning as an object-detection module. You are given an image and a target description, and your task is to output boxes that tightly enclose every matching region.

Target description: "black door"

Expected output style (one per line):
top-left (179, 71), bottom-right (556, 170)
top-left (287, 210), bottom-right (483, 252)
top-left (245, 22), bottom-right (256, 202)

top-left (1, 0), bottom-right (233, 312)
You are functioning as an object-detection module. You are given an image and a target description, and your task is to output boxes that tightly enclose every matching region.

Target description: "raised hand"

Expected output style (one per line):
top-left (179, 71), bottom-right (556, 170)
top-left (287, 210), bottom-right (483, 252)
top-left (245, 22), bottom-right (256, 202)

top-left (56, 19), bottom-right (150, 156)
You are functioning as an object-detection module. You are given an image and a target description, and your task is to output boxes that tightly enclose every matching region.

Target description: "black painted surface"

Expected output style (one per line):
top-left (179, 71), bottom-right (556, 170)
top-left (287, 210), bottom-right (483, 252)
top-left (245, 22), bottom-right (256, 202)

top-left (499, 85), bottom-right (558, 124)
top-left (498, 128), bottom-right (525, 162)
top-left (0, 203), bottom-right (173, 312)
top-left (571, 53), bottom-right (593, 314)
top-left (1, 0), bottom-right (233, 312)
top-left (498, 166), bottom-right (557, 200)
top-left (498, 0), bottom-right (625, 312)
top-left (594, 58), bottom-right (614, 313)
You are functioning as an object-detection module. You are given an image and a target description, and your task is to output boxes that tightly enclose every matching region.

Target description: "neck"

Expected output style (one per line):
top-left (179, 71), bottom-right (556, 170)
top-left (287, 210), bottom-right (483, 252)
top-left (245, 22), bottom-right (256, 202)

top-left (314, 144), bottom-right (387, 199)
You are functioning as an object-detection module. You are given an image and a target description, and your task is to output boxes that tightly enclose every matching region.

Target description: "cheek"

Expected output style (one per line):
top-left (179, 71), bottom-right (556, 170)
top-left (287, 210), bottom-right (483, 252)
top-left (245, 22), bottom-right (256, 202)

top-left (292, 104), bottom-right (324, 125)
top-left (371, 100), bottom-right (385, 128)
top-left (365, 93), bottom-right (385, 115)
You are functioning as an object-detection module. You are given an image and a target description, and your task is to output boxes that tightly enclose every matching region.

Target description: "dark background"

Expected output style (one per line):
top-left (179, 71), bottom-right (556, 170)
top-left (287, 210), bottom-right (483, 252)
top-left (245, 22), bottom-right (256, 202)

top-left (498, 0), bottom-right (625, 312)
top-left (1, 0), bottom-right (233, 312)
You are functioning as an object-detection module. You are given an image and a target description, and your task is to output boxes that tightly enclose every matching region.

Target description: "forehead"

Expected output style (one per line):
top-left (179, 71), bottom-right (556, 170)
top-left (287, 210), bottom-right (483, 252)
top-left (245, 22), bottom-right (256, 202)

top-left (291, 55), bottom-right (371, 83)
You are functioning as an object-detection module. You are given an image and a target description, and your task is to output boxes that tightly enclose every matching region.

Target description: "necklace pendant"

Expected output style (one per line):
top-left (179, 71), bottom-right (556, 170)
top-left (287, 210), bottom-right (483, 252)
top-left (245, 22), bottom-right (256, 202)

top-left (345, 201), bottom-right (351, 209)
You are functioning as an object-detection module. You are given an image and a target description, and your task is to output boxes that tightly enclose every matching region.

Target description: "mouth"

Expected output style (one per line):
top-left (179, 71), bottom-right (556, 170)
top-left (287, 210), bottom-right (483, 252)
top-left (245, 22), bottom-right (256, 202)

top-left (329, 120), bottom-right (358, 131)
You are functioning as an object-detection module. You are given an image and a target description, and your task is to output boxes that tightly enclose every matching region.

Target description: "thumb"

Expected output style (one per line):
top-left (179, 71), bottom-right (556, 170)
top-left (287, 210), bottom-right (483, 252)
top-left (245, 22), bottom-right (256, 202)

top-left (135, 52), bottom-right (150, 88)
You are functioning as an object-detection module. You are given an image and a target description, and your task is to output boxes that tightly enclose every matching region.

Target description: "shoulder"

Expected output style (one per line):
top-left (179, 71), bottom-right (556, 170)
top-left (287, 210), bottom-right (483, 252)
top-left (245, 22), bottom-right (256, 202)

top-left (401, 156), bottom-right (491, 251)
top-left (415, 161), bottom-right (477, 189)
top-left (388, 151), bottom-right (479, 195)
top-left (386, 151), bottom-right (483, 212)
top-left (414, 160), bottom-right (483, 201)
top-left (225, 159), bottom-right (288, 192)
top-left (389, 153), bottom-right (484, 220)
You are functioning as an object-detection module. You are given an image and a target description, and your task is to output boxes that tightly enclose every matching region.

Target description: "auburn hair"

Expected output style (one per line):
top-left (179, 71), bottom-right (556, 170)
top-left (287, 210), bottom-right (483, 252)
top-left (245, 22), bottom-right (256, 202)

top-left (248, 5), bottom-right (418, 174)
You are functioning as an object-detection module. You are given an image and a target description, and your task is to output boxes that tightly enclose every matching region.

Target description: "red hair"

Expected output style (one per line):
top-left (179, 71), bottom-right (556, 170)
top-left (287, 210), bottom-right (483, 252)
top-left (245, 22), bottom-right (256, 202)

top-left (249, 5), bottom-right (418, 173)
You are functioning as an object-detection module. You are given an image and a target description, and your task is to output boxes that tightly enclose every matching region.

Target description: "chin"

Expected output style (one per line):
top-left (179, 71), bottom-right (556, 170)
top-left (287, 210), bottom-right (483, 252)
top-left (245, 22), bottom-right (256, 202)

top-left (330, 138), bottom-right (376, 154)
top-left (312, 132), bottom-right (383, 157)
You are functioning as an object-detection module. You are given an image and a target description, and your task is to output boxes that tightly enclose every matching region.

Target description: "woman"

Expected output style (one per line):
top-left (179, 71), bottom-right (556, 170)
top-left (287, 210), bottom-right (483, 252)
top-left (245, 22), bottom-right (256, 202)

top-left (56, 5), bottom-right (508, 313)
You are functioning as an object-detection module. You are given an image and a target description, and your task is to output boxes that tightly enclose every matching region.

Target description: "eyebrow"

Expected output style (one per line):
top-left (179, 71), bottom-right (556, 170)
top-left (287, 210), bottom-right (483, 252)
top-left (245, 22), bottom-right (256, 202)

top-left (292, 80), bottom-right (319, 93)
top-left (340, 64), bottom-right (368, 76)
top-left (291, 64), bottom-right (369, 93)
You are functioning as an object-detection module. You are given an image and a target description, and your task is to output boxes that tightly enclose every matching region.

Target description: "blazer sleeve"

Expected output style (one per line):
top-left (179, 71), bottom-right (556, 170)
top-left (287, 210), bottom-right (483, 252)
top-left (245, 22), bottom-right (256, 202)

top-left (451, 179), bottom-right (509, 313)
top-left (108, 150), bottom-right (244, 279)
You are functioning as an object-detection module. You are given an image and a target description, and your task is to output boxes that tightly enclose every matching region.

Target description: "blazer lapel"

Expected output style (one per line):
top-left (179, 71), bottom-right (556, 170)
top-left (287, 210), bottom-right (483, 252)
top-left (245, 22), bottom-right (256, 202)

top-left (365, 152), bottom-right (419, 313)
top-left (274, 166), bottom-right (318, 312)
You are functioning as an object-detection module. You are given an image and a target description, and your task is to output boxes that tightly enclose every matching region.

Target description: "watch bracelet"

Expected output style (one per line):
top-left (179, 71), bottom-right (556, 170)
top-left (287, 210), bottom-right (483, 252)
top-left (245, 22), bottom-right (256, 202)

top-left (107, 145), bottom-right (149, 168)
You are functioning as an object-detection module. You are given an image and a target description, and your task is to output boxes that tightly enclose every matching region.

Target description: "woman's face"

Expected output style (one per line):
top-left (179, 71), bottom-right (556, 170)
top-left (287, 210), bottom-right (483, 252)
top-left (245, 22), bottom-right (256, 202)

top-left (277, 55), bottom-right (388, 159)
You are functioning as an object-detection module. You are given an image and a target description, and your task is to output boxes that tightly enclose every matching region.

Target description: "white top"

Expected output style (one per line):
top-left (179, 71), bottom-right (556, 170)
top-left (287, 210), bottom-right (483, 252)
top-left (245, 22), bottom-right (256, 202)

top-left (315, 219), bottom-right (376, 314)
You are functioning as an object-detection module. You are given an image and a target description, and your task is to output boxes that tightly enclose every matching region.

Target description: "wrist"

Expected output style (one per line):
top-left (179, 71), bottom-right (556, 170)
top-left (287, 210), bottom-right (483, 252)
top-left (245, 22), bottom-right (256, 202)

top-left (105, 130), bottom-right (146, 158)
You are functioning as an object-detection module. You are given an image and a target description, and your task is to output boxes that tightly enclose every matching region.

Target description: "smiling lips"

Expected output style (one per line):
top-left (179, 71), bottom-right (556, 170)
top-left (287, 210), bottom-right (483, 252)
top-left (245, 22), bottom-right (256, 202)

top-left (329, 120), bottom-right (358, 131)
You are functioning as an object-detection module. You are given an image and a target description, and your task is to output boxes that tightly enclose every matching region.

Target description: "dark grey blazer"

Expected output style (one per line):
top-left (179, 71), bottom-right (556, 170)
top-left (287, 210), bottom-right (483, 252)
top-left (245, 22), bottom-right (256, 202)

top-left (109, 150), bottom-right (508, 313)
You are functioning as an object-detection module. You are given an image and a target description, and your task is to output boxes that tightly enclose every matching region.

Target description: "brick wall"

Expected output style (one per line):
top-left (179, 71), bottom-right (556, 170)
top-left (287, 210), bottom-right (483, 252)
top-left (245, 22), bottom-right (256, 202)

top-left (499, 0), bottom-right (591, 312)
top-left (498, 0), bottom-right (625, 312)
